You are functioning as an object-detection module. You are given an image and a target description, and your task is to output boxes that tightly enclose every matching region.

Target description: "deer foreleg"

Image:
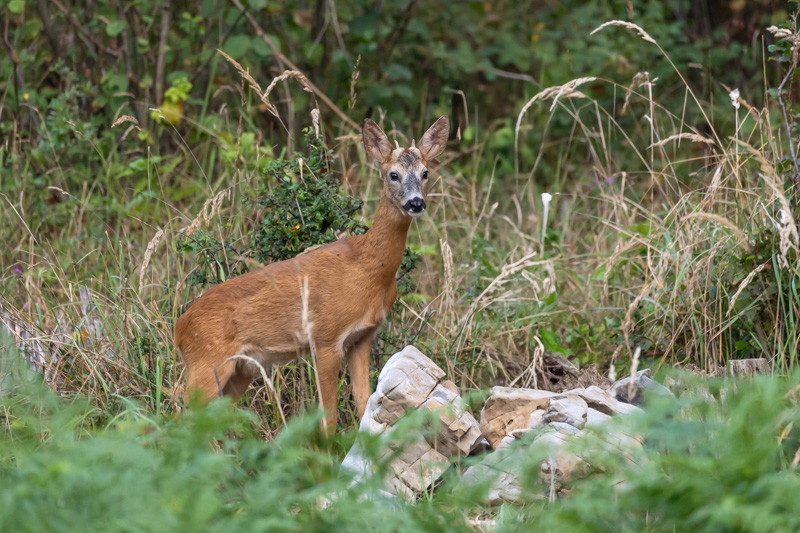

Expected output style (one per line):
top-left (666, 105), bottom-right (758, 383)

top-left (346, 329), bottom-right (377, 420)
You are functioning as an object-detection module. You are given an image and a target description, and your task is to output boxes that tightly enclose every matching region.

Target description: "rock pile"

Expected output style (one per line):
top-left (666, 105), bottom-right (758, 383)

top-left (467, 384), bottom-right (646, 503)
top-left (342, 346), bottom-right (741, 503)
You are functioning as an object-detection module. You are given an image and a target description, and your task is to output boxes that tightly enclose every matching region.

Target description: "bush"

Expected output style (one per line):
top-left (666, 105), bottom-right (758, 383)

top-left (177, 128), bottom-right (364, 288)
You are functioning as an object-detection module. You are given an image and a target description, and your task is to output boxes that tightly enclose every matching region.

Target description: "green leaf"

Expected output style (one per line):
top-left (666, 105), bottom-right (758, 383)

top-left (539, 328), bottom-right (566, 353)
top-left (106, 20), bottom-right (127, 37)
top-left (251, 37), bottom-right (273, 58)
top-left (223, 34), bottom-right (251, 59)
top-left (8, 0), bottom-right (24, 14)
top-left (628, 222), bottom-right (651, 236)
top-left (591, 265), bottom-right (608, 281)
top-left (734, 340), bottom-right (751, 351)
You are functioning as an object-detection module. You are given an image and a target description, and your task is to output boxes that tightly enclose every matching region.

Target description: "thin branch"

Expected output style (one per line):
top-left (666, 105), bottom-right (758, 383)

top-left (154, 0), bottom-right (171, 104)
top-left (49, 0), bottom-right (120, 58)
top-left (776, 50), bottom-right (800, 188)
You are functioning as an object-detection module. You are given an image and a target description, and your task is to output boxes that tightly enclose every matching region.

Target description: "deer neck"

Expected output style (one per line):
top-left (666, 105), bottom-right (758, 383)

top-left (362, 191), bottom-right (412, 284)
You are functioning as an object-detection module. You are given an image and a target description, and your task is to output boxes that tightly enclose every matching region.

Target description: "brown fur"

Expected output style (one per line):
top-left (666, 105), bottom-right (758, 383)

top-left (175, 116), bottom-right (449, 432)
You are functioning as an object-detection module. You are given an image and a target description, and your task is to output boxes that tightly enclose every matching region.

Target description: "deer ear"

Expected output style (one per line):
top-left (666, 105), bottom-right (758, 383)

top-left (418, 115), bottom-right (449, 160)
top-left (362, 119), bottom-right (392, 163)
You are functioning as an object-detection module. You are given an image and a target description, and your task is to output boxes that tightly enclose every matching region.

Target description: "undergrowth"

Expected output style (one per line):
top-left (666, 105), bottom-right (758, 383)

top-left (3, 335), bottom-right (800, 532)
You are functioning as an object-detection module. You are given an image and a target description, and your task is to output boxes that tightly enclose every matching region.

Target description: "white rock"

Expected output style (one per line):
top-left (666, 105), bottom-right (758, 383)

top-left (726, 358), bottom-right (770, 377)
top-left (574, 385), bottom-right (643, 416)
top-left (480, 387), bottom-right (556, 449)
top-left (373, 345), bottom-right (445, 425)
top-left (421, 381), bottom-right (483, 456)
top-left (386, 435), bottom-right (449, 496)
top-left (586, 407), bottom-right (612, 426)
top-left (609, 368), bottom-right (675, 406)
top-left (342, 345), bottom-right (483, 500)
top-left (528, 408), bottom-right (547, 428)
top-left (544, 394), bottom-right (588, 428)
top-left (547, 421), bottom-right (582, 435)
top-left (466, 383), bottom-right (648, 504)
top-left (462, 446), bottom-right (525, 506)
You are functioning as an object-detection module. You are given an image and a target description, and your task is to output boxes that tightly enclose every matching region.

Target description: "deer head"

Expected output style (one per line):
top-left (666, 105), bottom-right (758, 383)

top-left (362, 116), bottom-right (449, 217)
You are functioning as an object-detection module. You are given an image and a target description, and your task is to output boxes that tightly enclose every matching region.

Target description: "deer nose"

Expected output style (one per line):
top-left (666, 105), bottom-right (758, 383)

top-left (404, 198), bottom-right (426, 214)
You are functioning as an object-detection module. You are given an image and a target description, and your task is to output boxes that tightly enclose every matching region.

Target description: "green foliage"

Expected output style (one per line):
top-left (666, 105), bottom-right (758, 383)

top-left (2, 0), bottom-right (781, 179)
top-left (4, 334), bottom-right (800, 531)
top-left (252, 129), bottom-right (363, 263)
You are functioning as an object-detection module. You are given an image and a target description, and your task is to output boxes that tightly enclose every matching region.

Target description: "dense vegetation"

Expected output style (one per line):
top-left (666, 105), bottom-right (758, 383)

top-left (3, 0), bottom-right (800, 529)
top-left (3, 334), bottom-right (800, 531)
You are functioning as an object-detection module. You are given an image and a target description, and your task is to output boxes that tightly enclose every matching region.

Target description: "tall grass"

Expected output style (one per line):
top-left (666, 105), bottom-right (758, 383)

top-left (2, 17), bottom-right (799, 434)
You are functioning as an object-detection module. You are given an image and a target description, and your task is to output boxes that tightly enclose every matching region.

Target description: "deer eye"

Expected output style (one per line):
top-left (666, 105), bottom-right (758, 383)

top-left (389, 172), bottom-right (400, 182)
top-left (422, 170), bottom-right (428, 180)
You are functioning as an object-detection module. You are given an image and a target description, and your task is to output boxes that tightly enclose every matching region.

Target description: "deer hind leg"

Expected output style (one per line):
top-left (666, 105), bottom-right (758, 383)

top-left (315, 345), bottom-right (345, 434)
top-left (185, 361), bottom-right (234, 405)
top-left (222, 359), bottom-right (258, 399)
top-left (346, 329), bottom-right (377, 420)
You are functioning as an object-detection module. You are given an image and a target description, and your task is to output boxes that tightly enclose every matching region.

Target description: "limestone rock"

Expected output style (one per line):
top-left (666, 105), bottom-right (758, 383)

top-left (422, 380), bottom-right (484, 456)
top-left (465, 423), bottom-right (586, 504)
top-left (574, 385), bottom-right (643, 416)
top-left (586, 407), bottom-right (612, 426)
top-left (384, 436), bottom-right (449, 499)
top-left (544, 394), bottom-right (588, 428)
top-left (342, 345), bottom-right (483, 500)
top-left (480, 387), bottom-right (556, 449)
top-left (609, 368), bottom-right (675, 406)
top-left (466, 381), bottom-right (647, 504)
top-left (373, 345), bottom-right (445, 425)
top-left (536, 427), bottom-right (587, 495)
top-left (463, 453), bottom-right (523, 506)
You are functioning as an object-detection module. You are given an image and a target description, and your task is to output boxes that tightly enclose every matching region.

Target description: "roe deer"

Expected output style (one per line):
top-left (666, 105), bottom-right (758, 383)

top-left (174, 116), bottom-right (450, 431)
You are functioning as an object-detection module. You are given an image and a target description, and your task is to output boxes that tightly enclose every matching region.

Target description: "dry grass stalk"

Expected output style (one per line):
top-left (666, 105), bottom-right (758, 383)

top-left (349, 54), bottom-right (360, 111)
top-left (311, 108), bottom-right (321, 138)
top-left (734, 139), bottom-right (799, 268)
top-left (440, 239), bottom-right (455, 333)
top-left (218, 49), bottom-right (312, 121)
top-left (140, 228), bottom-right (164, 289)
top-left (110, 115), bottom-right (141, 130)
top-left (458, 251), bottom-right (544, 345)
top-left (591, 20), bottom-right (657, 44)
top-left (627, 346), bottom-right (641, 398)
top-left (508, 334), bottom-right (544, 389)
top-left (514, 77), bottom-right (597, 171)
top-left (727, 263), bottom-right (769, 317)
top-left (776, 208), bottom-right (799, 269)
top-left (181, 187), bottom-right (232, 237)
top-left (680, 212), bottom-right (748, 246)
top-left (261, 70), bottom-right (312, 117)
top-left (621, 71), bottom-right (650, 116)
top-left (649, 132), bottom-right (714, 148)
